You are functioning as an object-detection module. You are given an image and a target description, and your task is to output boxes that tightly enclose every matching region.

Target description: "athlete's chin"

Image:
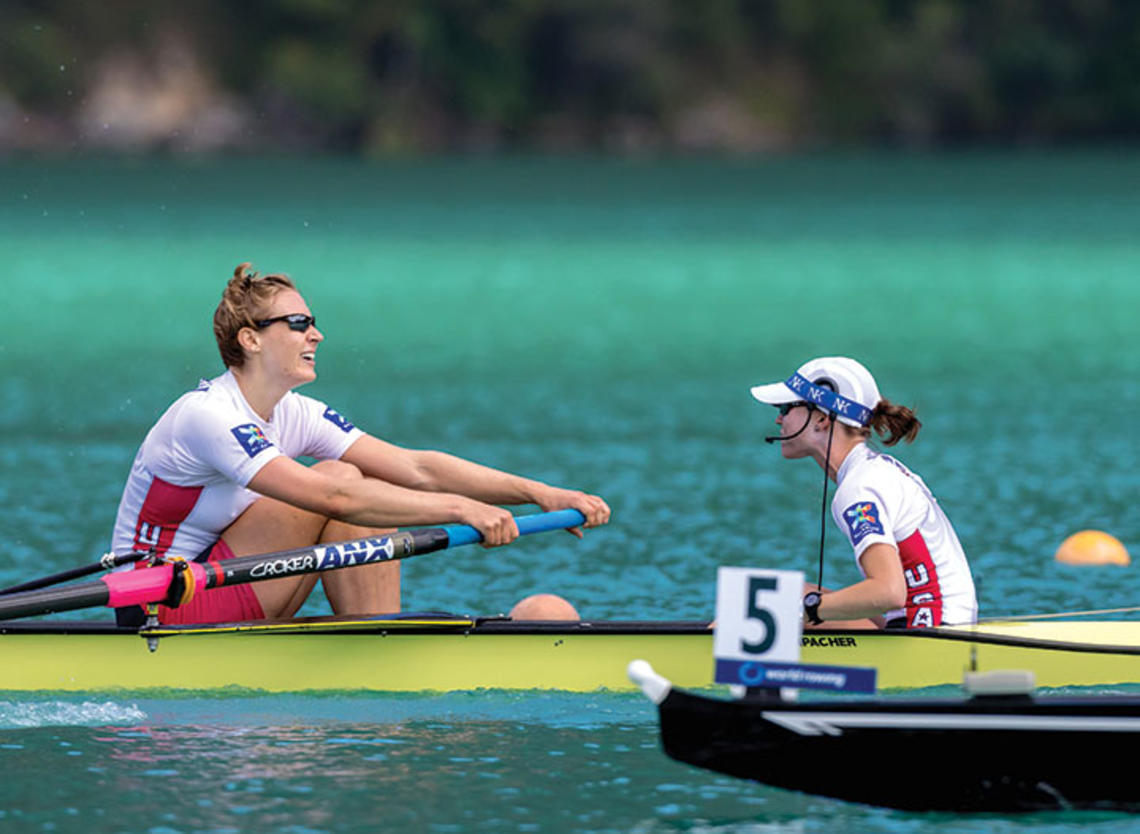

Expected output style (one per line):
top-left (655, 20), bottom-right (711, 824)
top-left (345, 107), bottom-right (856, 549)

top-left (291, 366), bottom-right (317, 386)
top-left (780, 443), bottom-right (809, 460)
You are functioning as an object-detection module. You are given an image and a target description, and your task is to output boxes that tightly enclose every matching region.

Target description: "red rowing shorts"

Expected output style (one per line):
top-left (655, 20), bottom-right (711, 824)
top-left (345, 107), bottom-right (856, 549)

top-left (157, 539), bottom-right (266, 625)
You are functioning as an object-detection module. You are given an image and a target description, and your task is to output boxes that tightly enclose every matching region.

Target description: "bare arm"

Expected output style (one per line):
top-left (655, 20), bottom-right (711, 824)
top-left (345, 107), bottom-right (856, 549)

top-left (247, 456), bottom-right (522, 545)
top-left (340, 435), bottom-right (611, 534)
top-left (815, 543), bottom-right (907, 623)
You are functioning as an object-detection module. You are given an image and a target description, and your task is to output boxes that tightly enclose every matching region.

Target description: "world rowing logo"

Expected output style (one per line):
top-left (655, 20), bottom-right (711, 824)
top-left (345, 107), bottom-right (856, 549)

top-left (843, 501), bottom-right (884, 545)
top-left (231, 423), bottom-right (274, 458)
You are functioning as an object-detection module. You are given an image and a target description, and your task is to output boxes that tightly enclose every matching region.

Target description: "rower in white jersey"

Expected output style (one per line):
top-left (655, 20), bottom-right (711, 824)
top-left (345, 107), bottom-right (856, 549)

top-left (109, 263), bottom-right (610, 628)
top-left (750, 357), bottom-right (977, 629)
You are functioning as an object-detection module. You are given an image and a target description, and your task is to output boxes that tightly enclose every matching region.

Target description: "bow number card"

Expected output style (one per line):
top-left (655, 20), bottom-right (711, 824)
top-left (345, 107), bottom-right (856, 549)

top-left (712, 567), bottom-right (877, 694)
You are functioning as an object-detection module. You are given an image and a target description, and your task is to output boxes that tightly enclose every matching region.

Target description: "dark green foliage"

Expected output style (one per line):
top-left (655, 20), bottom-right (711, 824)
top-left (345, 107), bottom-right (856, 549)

top-left (2, 0), bottom-right (1138, 151)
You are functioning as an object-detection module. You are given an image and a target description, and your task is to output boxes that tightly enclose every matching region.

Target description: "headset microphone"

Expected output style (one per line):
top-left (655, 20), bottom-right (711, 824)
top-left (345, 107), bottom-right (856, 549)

top-left (764, 409), bottom-right (814, 444)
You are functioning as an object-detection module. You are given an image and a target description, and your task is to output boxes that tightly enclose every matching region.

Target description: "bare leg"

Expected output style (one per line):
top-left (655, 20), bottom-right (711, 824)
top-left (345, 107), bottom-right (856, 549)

top-left (220, 460), bottom-right (400, 619)
top-left (318, 519), bottom-right (401, 615)
top-left (222, 494), bottom-right (325, 619)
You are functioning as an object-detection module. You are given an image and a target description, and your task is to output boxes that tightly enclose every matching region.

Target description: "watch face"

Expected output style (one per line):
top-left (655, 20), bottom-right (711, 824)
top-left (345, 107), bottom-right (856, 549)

top-left (803, 591), bottom-right (823, 624)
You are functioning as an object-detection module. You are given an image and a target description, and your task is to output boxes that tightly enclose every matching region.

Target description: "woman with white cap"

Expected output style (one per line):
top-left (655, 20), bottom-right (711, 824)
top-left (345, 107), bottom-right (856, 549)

top-left (750, 357), bottom-right (977, 629)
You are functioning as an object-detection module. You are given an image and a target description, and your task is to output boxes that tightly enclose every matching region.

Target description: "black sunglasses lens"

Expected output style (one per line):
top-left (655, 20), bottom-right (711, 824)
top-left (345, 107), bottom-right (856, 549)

top-left (256, 314), bottom-right (315, 331)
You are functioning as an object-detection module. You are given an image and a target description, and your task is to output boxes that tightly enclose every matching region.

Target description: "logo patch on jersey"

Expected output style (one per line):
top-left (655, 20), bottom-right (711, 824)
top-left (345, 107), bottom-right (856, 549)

top-left (843, 501), bottom-right (884, 545)
top-left (231, 424), bottom-right (274, 458)
top-left (322, 407), bottom-right (355, 433)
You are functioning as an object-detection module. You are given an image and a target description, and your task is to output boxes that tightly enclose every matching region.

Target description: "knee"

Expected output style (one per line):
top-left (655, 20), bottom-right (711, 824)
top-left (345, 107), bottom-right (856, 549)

top-left (311, 459), bottom-right (364, 481)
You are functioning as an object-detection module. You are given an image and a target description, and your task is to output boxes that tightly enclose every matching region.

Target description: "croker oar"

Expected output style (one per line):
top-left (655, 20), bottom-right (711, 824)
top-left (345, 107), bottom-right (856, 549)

top-left (0, 509), bottom-right (586, 622)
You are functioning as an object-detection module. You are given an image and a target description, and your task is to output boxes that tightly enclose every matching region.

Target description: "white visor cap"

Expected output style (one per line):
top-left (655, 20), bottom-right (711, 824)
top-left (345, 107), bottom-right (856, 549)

top-left (750, 356), bottom-right (882, 428)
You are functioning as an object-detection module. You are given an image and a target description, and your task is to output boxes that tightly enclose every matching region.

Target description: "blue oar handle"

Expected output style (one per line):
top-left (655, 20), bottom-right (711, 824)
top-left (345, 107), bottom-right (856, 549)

top-left (441, 509), bottom-right (587, 548)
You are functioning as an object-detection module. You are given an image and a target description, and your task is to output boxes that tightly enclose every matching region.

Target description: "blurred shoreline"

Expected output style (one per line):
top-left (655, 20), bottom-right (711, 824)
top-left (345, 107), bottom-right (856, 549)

top-left (5, 2), bottom-right (1140, 156)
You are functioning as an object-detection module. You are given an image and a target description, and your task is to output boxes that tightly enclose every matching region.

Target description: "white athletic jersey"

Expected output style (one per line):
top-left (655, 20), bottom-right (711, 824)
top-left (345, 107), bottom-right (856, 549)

top-left (111, 371), bottom-right (363, 562)
top-left (831, 443), bottom-right (977, 627)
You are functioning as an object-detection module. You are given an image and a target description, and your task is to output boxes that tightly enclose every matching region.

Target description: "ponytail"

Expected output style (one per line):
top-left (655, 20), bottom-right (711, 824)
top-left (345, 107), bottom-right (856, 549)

top-left (867, 398), bottom-right (921, 446)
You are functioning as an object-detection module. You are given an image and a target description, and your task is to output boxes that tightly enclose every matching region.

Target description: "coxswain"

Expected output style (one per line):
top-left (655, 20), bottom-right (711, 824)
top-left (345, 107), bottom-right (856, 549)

top-left (750, 356), bottom-right (977, 629)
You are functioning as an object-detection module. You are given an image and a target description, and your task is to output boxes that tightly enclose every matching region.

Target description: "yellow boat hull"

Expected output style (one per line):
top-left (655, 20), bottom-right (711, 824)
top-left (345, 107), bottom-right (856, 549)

top-left (803, 620), bottom-right (1140, 689)
top-left (3, 617), bottom-right (1140, 693)
top-left (1, 618), bottom-right (714, 693)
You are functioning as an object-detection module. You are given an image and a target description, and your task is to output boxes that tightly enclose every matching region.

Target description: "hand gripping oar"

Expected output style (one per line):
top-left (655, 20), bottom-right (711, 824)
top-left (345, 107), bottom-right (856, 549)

top-left (0, 509), bottom-right (586, 622)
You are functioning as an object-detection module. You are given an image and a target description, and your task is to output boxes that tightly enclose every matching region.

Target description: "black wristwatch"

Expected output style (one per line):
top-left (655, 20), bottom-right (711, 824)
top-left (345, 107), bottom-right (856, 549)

top-left (803, 591), bottom-right (824, 625)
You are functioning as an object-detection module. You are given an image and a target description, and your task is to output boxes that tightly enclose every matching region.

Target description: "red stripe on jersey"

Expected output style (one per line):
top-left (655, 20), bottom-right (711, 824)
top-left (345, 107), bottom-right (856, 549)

top-left (897, 530), bottom-right (944, 628)
top-left (131, 477), bottom-right (203, 558)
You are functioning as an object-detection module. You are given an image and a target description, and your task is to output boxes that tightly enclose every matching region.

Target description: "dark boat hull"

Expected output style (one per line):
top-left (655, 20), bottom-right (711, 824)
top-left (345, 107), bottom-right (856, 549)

top-left (657, 687), bottom-right (1140, 812)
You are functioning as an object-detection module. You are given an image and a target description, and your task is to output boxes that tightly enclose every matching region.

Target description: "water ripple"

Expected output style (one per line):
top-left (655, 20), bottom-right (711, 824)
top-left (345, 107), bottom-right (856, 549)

top-left (0, 700), bottom-right (147, 729)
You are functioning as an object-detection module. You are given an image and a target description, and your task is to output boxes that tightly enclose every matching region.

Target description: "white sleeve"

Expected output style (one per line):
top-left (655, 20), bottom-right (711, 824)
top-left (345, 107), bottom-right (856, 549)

top-left (174, 403), bottom-right (283, 487)
top-left (832, 482), bottom-right (898, 563)
top-left (286, 394), bottom-right (365, 461)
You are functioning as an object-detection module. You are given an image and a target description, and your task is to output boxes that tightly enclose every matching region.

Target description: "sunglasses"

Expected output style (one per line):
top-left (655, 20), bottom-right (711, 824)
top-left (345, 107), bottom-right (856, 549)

top-left (255, 313), bottom-right (316, 332)
top-left (777, 401), bottom-right (812, 416)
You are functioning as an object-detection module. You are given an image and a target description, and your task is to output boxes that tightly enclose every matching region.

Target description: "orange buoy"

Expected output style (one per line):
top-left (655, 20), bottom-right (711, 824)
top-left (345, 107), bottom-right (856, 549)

top-left (1054, 530), bottom-right (1131, 566)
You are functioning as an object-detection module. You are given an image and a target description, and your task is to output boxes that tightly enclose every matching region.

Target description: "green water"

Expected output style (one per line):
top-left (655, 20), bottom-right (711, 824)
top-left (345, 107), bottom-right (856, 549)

top-left (3, 153), bottom-right (1140, 831)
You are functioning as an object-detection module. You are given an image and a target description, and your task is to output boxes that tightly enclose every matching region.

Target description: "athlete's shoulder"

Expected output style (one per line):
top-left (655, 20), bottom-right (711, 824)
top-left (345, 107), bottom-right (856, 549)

top-left (279, 390), bottom-right (359, 435)
top-left (172, 372), bottom-right (232, 408)
top-left (832, 447), bottom-right (902, 512)
top-left (854, 446), bottom-right (918, 486)
top-left (168, 373), bottom-right (250, 434)
top-left (836, 445), bottom-right (881, 489)
top-left (832, 475), bottom-right (884, 522)
top-left (189, 370), bottom-right (240, 399)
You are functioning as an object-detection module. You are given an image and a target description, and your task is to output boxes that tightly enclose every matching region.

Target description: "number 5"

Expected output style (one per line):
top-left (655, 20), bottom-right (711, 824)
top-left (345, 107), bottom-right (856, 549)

top-left (741, 575), bottom-right (778, 655)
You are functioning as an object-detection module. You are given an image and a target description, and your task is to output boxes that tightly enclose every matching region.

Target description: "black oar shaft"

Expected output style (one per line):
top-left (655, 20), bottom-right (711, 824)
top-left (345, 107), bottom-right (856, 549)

top-left (202, 528), bottom-right (448, 589)
top-left (0, 509), bottom-right (586, 622)
top-left (0, 553), bottom-right (147, 597)
top-left (0, 583), bottom-right (111, 621)
top-left (0, 529), bottom-right (453, 622)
